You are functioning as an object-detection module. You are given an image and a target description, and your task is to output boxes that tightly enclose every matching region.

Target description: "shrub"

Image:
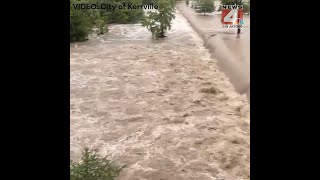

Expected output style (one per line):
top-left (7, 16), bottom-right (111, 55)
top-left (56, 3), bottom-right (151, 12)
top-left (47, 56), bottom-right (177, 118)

top-left (70, 148), bottom-right (122, 180)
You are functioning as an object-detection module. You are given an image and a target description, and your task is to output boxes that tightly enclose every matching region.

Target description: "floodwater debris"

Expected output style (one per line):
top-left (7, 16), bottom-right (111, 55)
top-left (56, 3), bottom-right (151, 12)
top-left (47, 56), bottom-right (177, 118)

top-left (199, 86), bottom-right (219, 94)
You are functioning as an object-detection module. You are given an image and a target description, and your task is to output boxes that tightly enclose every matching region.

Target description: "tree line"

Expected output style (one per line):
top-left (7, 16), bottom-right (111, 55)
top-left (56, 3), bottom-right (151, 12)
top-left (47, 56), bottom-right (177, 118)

top-left (70, 0), bottom-right (145, 42)
top-left (70, 0), bottom-right (176, 42)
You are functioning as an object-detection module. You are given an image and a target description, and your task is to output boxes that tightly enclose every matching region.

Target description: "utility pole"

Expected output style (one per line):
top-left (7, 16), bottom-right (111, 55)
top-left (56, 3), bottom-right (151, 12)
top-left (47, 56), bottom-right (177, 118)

top-left (236, 0), bottom-right (241, 38)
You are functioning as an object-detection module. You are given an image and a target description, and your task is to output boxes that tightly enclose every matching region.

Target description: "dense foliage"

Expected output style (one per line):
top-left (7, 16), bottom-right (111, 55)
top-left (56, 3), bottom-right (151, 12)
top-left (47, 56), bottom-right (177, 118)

top-left (70, 0), bottom-right (144, 42)
top-left (107, 0), bottom-right (144, 24)
top-left (70, 0), bottom-right (104, 42)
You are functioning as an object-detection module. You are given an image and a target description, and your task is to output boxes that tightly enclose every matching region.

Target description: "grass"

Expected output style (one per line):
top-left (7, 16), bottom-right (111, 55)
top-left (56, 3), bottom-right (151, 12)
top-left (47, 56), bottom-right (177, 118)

top-left (70, 148), bottom-right (123, 180)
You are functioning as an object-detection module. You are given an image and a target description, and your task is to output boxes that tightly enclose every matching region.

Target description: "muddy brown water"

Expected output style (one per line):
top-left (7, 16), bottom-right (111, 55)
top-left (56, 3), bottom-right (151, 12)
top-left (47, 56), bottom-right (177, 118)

top-left (71, 7), bottom-right (250, 180)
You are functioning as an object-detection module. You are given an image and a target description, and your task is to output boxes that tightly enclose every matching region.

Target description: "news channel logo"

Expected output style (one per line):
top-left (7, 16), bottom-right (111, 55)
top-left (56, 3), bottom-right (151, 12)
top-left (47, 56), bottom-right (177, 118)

top-left (221, 5), bottom-right (244, 28)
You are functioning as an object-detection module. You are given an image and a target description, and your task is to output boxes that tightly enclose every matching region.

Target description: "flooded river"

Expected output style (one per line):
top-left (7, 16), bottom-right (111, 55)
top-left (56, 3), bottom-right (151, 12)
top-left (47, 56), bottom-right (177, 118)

top-left (71, 8), bottom-right (250, 180)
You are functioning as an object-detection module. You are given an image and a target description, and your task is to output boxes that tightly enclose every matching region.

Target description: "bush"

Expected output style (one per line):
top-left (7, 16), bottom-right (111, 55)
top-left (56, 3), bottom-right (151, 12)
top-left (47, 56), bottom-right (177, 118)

top-left (70, 13), bottom-right (91, 42)
top-left (70, 148), bottom-right (122, 180)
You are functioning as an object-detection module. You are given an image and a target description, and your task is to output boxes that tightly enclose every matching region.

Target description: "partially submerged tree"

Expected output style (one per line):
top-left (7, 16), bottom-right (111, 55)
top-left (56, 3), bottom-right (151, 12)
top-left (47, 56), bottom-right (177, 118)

top-left (70, 0), bottom-right (93, 42)
top-left (142, 0), bottom-right (176, 39)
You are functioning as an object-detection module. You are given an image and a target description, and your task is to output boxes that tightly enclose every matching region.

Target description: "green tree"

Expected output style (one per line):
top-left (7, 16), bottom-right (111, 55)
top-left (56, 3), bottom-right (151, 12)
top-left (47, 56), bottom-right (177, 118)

top-left (70, 0), bottom-right (91, 42)
top-left (195, 0), bottom-right (214, 15)
top-left (142, 0), bottom-right (176, 39)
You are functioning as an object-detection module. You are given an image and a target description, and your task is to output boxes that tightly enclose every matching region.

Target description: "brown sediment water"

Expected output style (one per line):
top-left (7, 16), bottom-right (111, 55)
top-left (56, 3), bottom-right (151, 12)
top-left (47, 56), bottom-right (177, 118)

top-left (70, 5), bottom-right (250, 180)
